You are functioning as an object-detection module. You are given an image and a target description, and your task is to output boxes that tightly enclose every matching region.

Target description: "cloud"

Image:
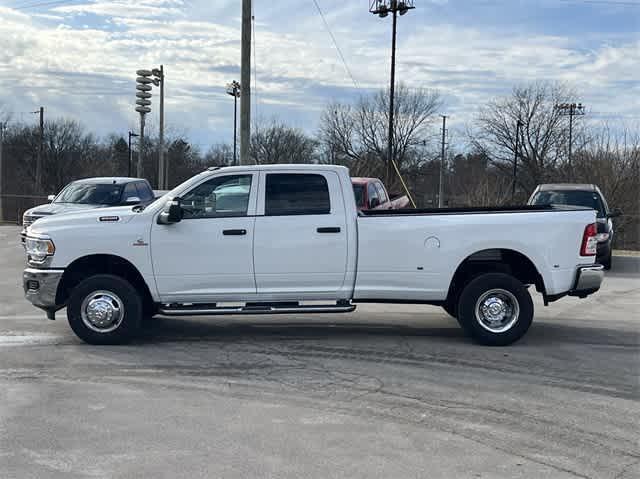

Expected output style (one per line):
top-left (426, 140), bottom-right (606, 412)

top-left (0, 2), bottom-right (637, 149)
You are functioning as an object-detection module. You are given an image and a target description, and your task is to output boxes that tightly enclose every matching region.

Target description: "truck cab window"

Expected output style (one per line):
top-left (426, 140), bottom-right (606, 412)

top-left (265, 174), bottom-right (330, 216)
top-left (122, 183), bottom-right (138, 201)
top-left (135, 182), bottom-right (153, 201)
top-left (375, 182), bottom-right (388, 204)
top-left (367, 183), bottom-right (380, 209)
top-left (181, 175), bottom-right (252, 219)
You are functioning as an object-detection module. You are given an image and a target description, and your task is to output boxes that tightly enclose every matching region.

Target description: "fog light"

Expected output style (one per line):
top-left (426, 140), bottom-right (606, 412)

top-left (27, 280), bottom-right (39, 291)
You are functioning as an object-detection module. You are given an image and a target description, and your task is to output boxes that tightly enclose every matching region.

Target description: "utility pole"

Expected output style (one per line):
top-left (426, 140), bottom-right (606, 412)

top-left (369, 1), bottom-right (415, 186)
top-left (240, 0), bottom-right (252, 165)
top-left (0, 121), bottom-right (5, 222)
top-left (439, 115), bottom-right (446, 208)
top-left (138, 114), bottom-right (145, 178)
top-left (555, 102), bottom-right (586, 181)
top-left (512, 119), bottom-right (523, 203)
top-left (227, 81), bottom-right (241, 166)
top-left (154, 66), bottom-right (166, 189)
top-left (387, 7), bottom-right (398, 186)
top-left (33, 107), bottom-right (44, 193)
top-left (128, 131), bottom-right (139, 177)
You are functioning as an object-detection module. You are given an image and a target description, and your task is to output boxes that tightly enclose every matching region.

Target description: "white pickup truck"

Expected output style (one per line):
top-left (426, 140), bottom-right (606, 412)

top-left (23, 165), bottom-right (604, 346)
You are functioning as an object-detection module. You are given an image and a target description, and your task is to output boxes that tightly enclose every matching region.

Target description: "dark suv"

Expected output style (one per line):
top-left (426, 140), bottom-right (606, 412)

top-left (528, 184), bottom-right (621, 269)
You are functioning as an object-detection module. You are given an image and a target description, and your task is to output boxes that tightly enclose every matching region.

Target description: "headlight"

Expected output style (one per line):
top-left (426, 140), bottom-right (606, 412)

top-left (596, 233), bottom-right (610, 243)
top-left (25, 236), bottom-right (55, 264)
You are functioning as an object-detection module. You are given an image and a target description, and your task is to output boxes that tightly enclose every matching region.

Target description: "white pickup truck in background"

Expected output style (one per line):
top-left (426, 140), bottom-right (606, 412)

top-left (23, 165), bottom-right (604, 346)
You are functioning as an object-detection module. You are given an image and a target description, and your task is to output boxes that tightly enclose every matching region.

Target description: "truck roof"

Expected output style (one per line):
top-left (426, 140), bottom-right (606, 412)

top-left (71, 177), bottom-right (147, 185)
top-left (536, 183), bottom-right (598, 191)
top-left (351, 177), bottom-right (380, 185)
top-left (207, 164), bottom-right (350, 174)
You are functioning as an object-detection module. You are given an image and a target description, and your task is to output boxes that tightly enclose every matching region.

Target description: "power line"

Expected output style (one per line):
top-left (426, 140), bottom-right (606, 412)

top-left (311, 0), bottom-right (360, 89)
top-left (12, 1), bottom-right (80, 10)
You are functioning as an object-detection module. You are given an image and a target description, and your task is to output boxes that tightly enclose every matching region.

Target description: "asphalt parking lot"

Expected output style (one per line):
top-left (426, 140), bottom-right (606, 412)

top-left (0, 225), bottom-right (638, 479)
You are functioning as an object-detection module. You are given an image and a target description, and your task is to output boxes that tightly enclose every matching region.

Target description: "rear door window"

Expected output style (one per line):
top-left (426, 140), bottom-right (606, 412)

top-left (265, 174), bottom-right (330, 216)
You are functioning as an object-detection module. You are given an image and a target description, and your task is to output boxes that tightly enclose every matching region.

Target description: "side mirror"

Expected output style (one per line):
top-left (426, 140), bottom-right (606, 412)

top-left (158, 198), bottom-right (183, 224)
top-left (47, 195), bottom-right (56, 202)
top-left (369, 197), bottom-right (380, 209)
top-left (124, 196), bottom-right (141, 205)
top-left (607, 208), bottom-right (622, 218)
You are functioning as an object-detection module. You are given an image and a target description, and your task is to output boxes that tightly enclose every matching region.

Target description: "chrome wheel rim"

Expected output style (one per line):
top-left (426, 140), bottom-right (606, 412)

top-left (474, 288), bottom-right (520, 333)
top-left (80, 290), bottom-right (125, 333)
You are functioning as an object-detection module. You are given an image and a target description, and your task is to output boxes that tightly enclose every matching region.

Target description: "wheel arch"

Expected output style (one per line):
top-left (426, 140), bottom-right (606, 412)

top-left (446, 248), bottom-right (546, 305)
top-left (56, 254), bottom-right (154, 312)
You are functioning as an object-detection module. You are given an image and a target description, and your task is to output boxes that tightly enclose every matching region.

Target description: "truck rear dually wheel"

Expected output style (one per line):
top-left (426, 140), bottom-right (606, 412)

top-left (457, 272), bottom-right (533, 346)
top-left (67, 274), bottom-right (142, 345)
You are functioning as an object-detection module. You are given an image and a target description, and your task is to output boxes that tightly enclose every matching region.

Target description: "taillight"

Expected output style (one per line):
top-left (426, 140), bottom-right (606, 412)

top-left (581, 223), bottom-right (598, 256)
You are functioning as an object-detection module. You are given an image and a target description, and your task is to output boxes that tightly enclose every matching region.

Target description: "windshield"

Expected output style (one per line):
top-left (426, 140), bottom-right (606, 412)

top-left (353, 184), bottom-right (365, 207)
top-left (530, 190), bottom-right (605, 218)
top-left (55, 183), bottom-right (124, 205)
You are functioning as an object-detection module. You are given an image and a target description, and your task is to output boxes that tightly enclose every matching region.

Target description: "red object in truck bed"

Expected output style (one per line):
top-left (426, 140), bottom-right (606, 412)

top-left (352, 177), bottom-right (411, 211)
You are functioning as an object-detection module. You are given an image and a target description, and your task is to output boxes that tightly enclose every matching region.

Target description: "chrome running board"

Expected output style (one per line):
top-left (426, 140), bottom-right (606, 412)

top-left (158, 301), bottom-right (356, 317)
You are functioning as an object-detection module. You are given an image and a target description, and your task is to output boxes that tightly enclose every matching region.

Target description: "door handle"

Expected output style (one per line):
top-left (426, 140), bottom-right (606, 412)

top-left (223, 229), bottom-right (247, 236)
top-left (317, 227), bottom-right (341, 233)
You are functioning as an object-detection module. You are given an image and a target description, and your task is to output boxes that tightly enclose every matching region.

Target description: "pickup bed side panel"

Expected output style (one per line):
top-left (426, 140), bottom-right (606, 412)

top-left (354, 209), bottom-right (597, 301)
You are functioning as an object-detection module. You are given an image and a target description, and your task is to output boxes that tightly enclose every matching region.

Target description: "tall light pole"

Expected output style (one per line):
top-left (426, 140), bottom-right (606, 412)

top-left (32, 107), bottom-right (44, 193)
top-left (555, 102), bottom-right (586, 180)
top-left (128, 131), bottom-right (139, 177)
top-left (152, 66), bottom-right (165, 188)
top-left (0, 121), bottom-right (5, 221)
top-left (226, 81), bottom-right (241, 166)
top-left (135, 70), bottom-right (153, 179)
top-left (439, 115), bottom-right (447, 208)
top-left (512, 119), bottom-right (524, 203)
top-left (369, 1), bottom-right (415, 186)
top-left (240, 0), bottom-right (252, 165)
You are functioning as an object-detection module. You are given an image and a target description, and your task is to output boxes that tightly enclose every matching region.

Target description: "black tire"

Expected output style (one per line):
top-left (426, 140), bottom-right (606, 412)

top-left (456, 273), bottom-right (533, 346)
top-left (67, 274), bottom-right (142, 345)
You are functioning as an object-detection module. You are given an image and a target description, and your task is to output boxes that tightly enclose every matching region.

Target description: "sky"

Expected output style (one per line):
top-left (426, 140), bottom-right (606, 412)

top-left (0, 0), bottom-right (638, 151)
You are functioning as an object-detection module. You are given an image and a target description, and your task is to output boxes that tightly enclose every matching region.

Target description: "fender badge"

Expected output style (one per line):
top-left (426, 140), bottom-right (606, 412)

top-left (132, 238), bottom-right (148, 247)
top-left (99, 216), bottom-right (120, 222)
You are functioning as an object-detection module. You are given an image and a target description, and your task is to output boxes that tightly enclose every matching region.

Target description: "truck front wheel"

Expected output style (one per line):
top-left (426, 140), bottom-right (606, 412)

top-left (457, 273), bottom-right (533, 346)
top-left (67, 274), bottom-right (143, 345)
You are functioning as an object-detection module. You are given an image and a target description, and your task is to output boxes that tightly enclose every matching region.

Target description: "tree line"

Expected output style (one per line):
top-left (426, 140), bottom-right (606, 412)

top-left (1, 82), bottom-right (638, 248)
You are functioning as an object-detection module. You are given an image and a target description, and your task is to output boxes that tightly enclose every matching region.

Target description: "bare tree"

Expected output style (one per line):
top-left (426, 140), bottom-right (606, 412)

top-left (320, 84), bottom-right (441, 188)
top-left (573, 123), bottom-right (640, 249)
top-left (204, 143), bottom-right (234, 167)
top-left (448, 152), bottom-right (513, 207)
top-left (250, 121), bottom-right (318, 165)
top-left (470, 82), bottom-right (586, 196)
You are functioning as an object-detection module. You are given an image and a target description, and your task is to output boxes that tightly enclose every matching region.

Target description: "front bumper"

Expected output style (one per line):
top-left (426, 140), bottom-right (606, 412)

top-left (23, 268), bottom-right (64, 316)
top-left (568, 265), bottom-right (604, 298)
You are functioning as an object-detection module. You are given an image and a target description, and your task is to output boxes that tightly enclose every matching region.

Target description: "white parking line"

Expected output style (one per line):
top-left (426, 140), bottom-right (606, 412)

top-left (0, 315), bottom-right (50, 321)
top-left (0, 333), bottom-right (65, 346)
